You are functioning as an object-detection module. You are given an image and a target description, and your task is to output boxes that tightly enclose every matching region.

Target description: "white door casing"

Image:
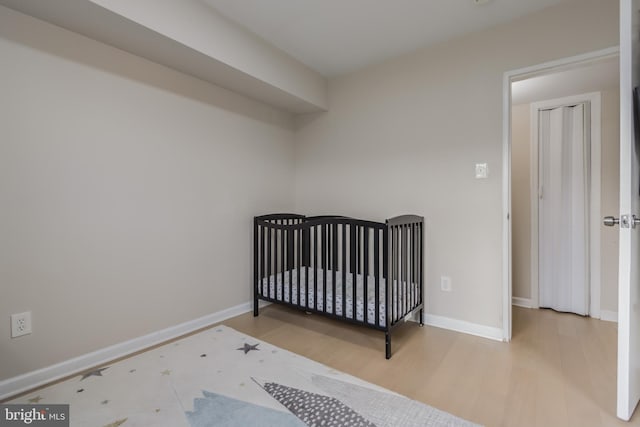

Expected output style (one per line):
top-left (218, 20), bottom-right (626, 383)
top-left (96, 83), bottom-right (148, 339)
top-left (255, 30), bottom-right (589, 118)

top-left (502, 46), bottom-right (618, 343)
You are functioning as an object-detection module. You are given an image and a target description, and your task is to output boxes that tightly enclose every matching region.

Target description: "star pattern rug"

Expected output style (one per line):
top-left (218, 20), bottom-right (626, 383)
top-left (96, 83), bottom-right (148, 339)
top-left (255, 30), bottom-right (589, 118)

top-left (7, 325), bottom-right (480, 427)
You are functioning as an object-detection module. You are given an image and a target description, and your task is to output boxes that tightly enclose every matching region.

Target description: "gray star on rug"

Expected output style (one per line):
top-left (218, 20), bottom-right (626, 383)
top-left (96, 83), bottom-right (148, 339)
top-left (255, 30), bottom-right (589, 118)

top-left (80, 367), bottom-right (109, 380)
top-left (237, 343), bottom-right (260, 354)
top-left (28, 396), bottom-right (43, 403)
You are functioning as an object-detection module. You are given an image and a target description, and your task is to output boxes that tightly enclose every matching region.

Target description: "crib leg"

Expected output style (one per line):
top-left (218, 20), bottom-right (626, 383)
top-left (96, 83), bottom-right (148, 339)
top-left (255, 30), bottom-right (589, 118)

top-left (253, 297), bottom-right (259, 317)
top-left (385, 331), bottom-right (391, 359)
top-left (419, 309), bottom-right (424, 326)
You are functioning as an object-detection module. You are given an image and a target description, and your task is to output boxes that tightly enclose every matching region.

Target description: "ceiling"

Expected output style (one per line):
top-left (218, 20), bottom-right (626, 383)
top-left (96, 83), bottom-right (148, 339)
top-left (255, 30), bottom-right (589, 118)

top-left (512, 57), bottom-right (619, 106)
top-left (204, 0), bottom-right (571, 77)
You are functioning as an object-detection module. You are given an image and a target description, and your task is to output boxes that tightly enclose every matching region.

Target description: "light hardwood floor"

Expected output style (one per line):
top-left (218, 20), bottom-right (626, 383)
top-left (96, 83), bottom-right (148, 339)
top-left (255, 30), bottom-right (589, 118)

top-left (225, 305), bottom-right (638, 427)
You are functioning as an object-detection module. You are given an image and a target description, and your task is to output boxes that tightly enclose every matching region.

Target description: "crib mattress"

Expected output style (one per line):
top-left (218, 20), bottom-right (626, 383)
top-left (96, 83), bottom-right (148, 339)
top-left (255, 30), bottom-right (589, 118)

top-left (259, 267), bottom-right (420, 327)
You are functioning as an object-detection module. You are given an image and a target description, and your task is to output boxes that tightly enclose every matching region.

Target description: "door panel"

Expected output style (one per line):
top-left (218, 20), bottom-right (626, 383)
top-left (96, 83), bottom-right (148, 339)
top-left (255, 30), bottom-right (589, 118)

top-left (617, 0), bottom-right (640, 420)
top-left (538, 105), bottom-right (589, 315)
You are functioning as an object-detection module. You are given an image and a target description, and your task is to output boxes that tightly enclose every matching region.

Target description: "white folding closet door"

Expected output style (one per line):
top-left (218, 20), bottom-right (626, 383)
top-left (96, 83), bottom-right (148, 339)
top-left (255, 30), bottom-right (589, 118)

top-left (538, 104), bottom-right (589, 315)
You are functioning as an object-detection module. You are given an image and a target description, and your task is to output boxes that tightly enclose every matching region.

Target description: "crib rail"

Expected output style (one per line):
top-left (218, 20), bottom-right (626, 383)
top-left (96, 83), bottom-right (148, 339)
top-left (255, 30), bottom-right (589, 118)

top-left (254, 214), bottom-right (387, 328)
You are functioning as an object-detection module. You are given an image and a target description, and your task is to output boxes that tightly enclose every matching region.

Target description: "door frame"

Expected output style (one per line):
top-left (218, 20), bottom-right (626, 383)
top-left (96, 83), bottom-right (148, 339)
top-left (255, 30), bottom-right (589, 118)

top-left (501, 46), bottom-right (619, 341)
top-left (530, 92), bottom-right (602, 315)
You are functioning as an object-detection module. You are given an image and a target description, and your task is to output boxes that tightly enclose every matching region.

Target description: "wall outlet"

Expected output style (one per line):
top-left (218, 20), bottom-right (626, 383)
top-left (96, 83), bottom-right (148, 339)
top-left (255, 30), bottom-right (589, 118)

top-left (11, 311), bottom-right (32, 338)
top-left (441, 276), bottom-right (452, 292)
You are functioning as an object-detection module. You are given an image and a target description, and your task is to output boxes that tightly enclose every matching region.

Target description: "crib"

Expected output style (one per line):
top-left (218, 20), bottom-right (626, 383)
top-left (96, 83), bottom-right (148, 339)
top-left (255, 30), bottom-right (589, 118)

top-left (253, 213), bottom-right (424, 359)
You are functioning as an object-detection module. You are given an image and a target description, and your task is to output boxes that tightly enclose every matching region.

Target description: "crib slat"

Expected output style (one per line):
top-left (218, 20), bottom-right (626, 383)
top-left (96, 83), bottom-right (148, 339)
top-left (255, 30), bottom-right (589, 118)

top-left (260, 223), bottom-right (265, 297)
top-left (413, 222), bottom-right (416, 309)
top-left (314, 225), bottom-right (318, 312)
top-left (414, 222), bottom-right (418, 309)
top-left (305, 227), bottom-right (309, 309)
top-left (351, 226), bottom-right (358, 319)
top-left (401, 224), bottom-right (404, 314)
top-left (383, 227), bottom-right (389, 328)
top-left (322, 223), bottom-right (327, 313)
top-left (278, 223), bottom-right (281, 300)
top-left (309, 225), bottom-right (314, 311)
top-left (396, 225), bottom-right (400, 320)
top-left (403, 224), bottom-right (407, 316)
top-left (351, 224), bottom-right (357, 320)
top-left (288, 224), bottom-right (293, 303)
top-left (332, 223), bottom-right (338, 316)
top-left (397, 226), bottom-right (400, 323)
top-left (374, 229), bottom-right (380, 327)
top-left (400, 226), bottom-right (403, 319)
top-left (403, 225), bottom-right (407, 317)
top-left (393, 225), bottom-right (397, 321)
top-left (297, 227), bottom-right (302, 306)
top-left (313, 225), bottom-right (327, 313)
top-left (318, 225), bottom-right (327, 311)
top-left (280, 224), bottom-right (285, 302)
top-left (267, 226), bottom-right (272, 299)
top-left (356, 226), bottom-right (361, 276)
top-left (395, 226), bottom-right (400, 323)
top-left (401, 225), bottom-right (404, 317)
top-left (408, 223), bottom-right (411, 311)
top-left (276, 223), bottom-right (280, 301)
top-left (388, 226), bottom-right (391, 323)
top-left (389, 225), bottom-right (393, 324)
top-left (363, 226), bottom-right (369, 325)
top-left (342, 224), bottom-right (350, 319)
top-left (342, 223), bottom-right (347, 318)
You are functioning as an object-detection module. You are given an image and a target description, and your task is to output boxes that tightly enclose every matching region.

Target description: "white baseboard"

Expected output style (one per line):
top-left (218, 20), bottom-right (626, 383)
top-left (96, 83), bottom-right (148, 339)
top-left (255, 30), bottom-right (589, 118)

top-left (600, 310), bottom-right (618, 323)
top-left (0, 300), bottom-right (267, 401)
top-left (512, 297), bottom-right (534, 308)
top-left (423, 314), bottom-right (504, 342)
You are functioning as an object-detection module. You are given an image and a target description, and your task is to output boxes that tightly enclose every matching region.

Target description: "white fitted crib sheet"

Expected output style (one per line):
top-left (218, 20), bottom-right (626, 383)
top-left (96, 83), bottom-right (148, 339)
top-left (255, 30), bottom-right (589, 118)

top-left (259, 267), bottom-right (420, 326)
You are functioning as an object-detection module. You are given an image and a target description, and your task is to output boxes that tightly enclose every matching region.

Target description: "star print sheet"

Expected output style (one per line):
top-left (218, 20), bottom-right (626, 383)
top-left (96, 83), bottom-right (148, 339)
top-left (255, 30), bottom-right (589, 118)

top-left (7, 326), bottom-right (479, 427)
top-left (259, 267), bottom-right (420, 326)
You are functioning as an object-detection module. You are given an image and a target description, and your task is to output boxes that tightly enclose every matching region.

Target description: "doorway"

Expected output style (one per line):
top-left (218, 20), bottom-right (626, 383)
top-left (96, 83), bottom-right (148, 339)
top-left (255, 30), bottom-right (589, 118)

top-left (501, 47), bottom-right (620, 341)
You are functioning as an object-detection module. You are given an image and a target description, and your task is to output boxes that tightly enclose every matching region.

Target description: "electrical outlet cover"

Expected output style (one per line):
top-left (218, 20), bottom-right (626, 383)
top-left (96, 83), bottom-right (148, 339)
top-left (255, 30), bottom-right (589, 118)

top-left (11, 311), bottom-right (32, 338)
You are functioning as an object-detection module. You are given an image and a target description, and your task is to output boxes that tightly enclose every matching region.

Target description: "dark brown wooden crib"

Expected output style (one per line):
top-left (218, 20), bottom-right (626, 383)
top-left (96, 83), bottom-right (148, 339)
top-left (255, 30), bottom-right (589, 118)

top-left (253, 213), bottom-right (424, 358)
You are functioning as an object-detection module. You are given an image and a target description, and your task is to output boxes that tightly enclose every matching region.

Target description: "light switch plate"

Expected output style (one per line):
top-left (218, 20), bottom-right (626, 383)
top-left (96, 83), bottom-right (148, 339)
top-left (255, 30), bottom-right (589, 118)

top-left (475, 163), bottom-right (488, 179)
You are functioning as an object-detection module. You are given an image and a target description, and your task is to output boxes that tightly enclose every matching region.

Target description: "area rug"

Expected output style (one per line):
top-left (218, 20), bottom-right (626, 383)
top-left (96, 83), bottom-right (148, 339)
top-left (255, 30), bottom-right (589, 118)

top-left (7, 325), bottom-right (479, 426)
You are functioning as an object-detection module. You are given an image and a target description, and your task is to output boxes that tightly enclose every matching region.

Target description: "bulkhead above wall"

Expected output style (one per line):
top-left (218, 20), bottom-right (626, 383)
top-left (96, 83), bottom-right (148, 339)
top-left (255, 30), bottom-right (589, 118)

top-left (0, 0), bottom-right (328, 114)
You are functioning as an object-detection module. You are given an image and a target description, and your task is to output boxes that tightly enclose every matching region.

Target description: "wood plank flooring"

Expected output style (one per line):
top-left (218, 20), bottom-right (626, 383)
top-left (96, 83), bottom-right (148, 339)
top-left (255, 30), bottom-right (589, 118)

top-left (224, 305), bottom-right (638, 427)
